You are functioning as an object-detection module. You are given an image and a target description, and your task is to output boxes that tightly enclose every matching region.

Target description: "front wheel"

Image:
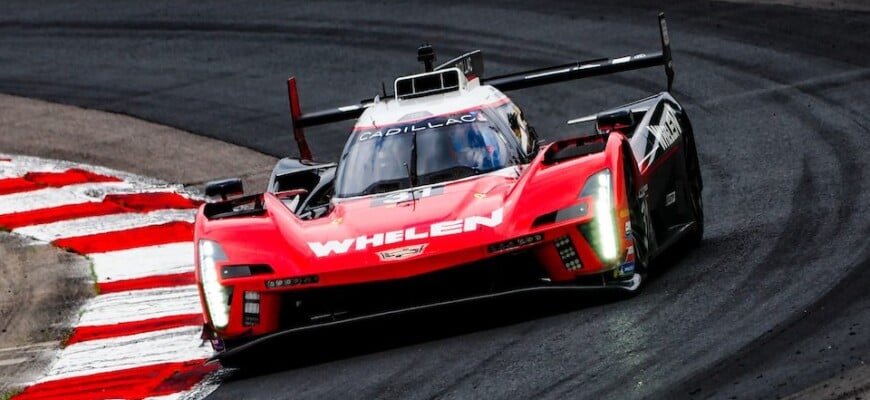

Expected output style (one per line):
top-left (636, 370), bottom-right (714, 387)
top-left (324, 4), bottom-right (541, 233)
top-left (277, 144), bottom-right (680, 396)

top-left (683, 130), bottom-right (704, 248)
top-left (616, 158), bottom-right (649, 296)
top-left (614, 236), bottom-right (647, 296)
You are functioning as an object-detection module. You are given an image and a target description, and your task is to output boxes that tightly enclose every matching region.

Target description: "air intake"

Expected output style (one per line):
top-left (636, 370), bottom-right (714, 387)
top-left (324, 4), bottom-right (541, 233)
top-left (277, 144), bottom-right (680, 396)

top-left (395, 68), bottom-right (465, 100)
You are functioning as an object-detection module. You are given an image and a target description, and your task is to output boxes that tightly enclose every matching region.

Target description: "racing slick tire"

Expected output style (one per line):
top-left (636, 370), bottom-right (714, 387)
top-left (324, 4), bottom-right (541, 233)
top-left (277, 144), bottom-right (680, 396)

top-left (617, 153), bottom-right (649, 296)
top-left (683, 122), bottom-right (704, 248)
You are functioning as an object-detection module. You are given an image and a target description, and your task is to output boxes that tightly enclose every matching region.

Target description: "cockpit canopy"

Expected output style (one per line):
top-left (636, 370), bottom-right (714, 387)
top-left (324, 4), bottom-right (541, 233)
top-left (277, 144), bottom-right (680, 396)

top-left (335, 104), bottom-right (532, 198)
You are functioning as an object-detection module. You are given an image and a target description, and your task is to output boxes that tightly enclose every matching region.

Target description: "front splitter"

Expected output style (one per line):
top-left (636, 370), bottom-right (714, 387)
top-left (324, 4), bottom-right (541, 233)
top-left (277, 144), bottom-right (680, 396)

top-left (208, 279), bottom-right (637, 363)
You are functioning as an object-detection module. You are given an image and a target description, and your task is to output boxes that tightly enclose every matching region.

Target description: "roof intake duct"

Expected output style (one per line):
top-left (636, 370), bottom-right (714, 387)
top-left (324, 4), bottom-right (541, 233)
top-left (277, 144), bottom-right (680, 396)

top-left (395, 69), bottom-right (464, 100)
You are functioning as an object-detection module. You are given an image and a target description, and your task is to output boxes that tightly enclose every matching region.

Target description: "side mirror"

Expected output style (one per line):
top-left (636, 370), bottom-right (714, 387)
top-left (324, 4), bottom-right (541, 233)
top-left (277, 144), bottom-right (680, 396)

top-left (205, 178), bottom-right (244, 201)
top-left (596, 110), bottom-right (634, 134)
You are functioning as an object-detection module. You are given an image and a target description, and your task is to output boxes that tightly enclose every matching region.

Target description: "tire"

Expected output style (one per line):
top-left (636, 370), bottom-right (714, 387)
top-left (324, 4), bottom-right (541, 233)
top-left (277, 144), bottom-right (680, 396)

top-left (683, 129), bottom-right (704, 248)
top-left (618, 155), bottom-right (649, 296)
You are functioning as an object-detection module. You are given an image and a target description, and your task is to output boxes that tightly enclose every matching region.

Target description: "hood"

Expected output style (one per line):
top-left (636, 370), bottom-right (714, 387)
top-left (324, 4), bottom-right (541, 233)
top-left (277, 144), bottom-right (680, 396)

top-left (268, 170), bottom-right (522, 275)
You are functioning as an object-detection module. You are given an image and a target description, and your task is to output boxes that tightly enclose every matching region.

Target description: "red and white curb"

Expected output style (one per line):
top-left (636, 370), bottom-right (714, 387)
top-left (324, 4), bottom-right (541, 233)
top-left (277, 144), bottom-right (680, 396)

top-left (1, 155), bottom-right (220, 400)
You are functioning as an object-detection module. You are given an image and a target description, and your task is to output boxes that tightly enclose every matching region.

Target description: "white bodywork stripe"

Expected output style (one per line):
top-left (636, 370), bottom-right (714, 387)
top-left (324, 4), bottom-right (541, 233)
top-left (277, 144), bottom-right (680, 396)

top-left (526, 68), bottom-right (570, 80)
top-left (90, 242), bottom-right (194, 283)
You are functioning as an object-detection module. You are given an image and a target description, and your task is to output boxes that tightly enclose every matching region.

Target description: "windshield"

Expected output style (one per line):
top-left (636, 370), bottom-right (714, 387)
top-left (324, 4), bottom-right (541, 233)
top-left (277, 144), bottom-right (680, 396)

top-left (335, 109), bottom-right (520, 198)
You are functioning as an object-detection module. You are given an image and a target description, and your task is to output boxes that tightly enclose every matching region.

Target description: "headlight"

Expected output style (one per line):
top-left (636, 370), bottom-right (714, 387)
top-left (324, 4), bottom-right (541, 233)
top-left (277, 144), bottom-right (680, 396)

top-left (199, 240), bottom-right (231, 329)
top-left (579, 169), bottom-right (619, 262)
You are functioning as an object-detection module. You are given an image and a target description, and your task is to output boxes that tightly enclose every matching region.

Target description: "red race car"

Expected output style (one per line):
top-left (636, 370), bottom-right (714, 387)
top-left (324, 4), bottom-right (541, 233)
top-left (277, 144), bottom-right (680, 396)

top-left (196, 14), bottom-right (703, 360)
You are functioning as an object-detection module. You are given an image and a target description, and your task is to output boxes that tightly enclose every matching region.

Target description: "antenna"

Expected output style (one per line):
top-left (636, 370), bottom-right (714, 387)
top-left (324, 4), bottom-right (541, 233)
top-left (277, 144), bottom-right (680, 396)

top-left (402, 162), bottom-right (417, 210)
top-left (417, 44), bottom-right (436, 72)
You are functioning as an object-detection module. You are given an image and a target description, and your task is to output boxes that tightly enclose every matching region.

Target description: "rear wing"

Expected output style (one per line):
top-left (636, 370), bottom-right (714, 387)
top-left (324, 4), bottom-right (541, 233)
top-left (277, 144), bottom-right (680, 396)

top-left (287, 13), bottom-right (674, 160)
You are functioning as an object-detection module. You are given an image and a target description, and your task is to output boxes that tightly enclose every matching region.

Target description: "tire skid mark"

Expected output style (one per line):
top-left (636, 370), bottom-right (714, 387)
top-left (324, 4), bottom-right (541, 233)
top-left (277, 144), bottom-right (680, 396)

top-left (0, 19), bottom-right (564, 67)
top-left (422, 322), bottom-right (541, 400)
top-left (527, 48), bottom-right (870, 400)
top-left (0, 16), bottom-right (669, 100)
top-left (657, 51), bottom-right (869, 399)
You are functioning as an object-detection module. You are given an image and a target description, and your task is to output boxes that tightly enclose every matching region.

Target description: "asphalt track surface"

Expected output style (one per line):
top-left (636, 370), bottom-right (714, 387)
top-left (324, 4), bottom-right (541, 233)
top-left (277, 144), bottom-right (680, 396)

top-left (0, 1), bottom-right (868, 399)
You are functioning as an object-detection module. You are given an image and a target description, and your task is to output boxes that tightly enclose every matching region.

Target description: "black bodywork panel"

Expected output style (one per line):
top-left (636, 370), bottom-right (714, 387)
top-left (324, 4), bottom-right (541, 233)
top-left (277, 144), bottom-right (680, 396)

top-left (268, 158), bottom-right (337, 220)
top-left (594, 92), bottom-right (701, 258)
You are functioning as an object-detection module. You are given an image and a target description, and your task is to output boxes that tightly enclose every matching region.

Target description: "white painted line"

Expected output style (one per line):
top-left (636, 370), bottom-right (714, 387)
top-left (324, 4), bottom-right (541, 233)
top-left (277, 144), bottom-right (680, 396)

top-left (0, 341), bottom-right (57, 354)
top-left (38, 326), bottom-right (212, 382)
top-left (0, 182), bottom-right (139, 215)
top-left (0, 357), bottom-right (31, 367)
top-left (13, 209), bottom-right (195, 242)
top-left (0, 163), bottom-right (65, 178)
top-left (0, 153), bottom-right (171, 187)
top-left (0, 156), bottom-right (69, 175)
top-left (90, 242), bottom-right (194, 283)
top-left (76, 285), bottom-right (201, 327)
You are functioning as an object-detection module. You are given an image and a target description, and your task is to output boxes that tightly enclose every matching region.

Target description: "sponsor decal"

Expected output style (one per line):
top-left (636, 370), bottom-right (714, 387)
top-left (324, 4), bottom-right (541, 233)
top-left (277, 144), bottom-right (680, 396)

top-left (371, 185), bottom-right (444, 206)
top-left (357, 112), bottom-right (484, 142)
top-left (210, 338), bottom-right (225, 352)
top-left (620, 239), bottom-right (636, 276)
top-left (488, 233), bottom-right (544, 253)
top-left (647, 103), bottom-right (682, 151)
top-left (625, 220), bottom-right (632, 239)
top-left (265, 274), bottom-right (319, 289)
top-left (377, 244), bottom-right (428, 261)
top-left (619, 262), bottom-right (635, 276)
top-left (308, 207), bottom-right (504, 257)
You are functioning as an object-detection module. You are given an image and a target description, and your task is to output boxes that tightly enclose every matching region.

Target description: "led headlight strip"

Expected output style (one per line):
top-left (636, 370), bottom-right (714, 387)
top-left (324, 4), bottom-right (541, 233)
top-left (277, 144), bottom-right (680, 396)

top-left (578, 169), bottom-right (619, 263)
top-left (593, 170), bottom-right (618, 261)
top-left (198, 240), bottom-right (231, 329)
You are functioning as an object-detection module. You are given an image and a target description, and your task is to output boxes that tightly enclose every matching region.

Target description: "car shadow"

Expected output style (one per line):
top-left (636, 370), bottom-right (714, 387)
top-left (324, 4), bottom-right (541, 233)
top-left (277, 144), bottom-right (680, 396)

top-left (217, 289), bottom-right (623, 381)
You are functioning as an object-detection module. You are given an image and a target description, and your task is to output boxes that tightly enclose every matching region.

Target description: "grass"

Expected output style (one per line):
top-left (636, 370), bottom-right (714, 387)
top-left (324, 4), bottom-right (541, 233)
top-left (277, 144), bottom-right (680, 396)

top-left (1, 387), bottom-right (23, 400)
top-left (59, 326), bottom-right (76, 349)
top-left (88, 257), bottom-right (100, 296)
